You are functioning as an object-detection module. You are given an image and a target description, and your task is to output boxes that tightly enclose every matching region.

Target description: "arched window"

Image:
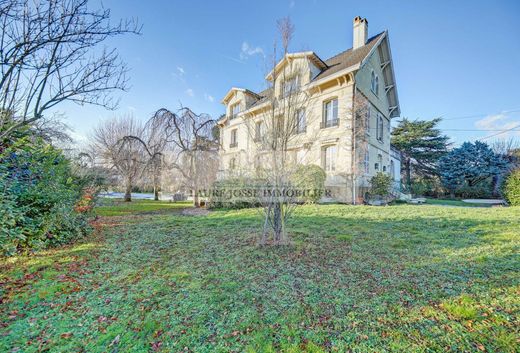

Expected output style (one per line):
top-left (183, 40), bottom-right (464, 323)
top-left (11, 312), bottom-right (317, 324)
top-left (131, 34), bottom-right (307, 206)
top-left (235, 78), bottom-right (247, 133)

top-left (390, 160), bottom-right (395, 179)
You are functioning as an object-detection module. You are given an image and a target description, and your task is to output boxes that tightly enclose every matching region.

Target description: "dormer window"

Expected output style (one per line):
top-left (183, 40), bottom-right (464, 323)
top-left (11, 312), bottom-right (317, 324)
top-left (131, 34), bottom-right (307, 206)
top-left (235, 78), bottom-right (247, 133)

top-left (230, 103), bottom-right (240, 119)
top-left (371, 70), bottom-right (379, 96)
top-left (282, 76), bottom-right (299, 98)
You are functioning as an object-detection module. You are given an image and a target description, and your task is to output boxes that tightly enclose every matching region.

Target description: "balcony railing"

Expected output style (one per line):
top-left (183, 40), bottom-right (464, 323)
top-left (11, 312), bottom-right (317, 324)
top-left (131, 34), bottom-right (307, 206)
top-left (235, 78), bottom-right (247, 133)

top-left (320, 118), bottom-right (339, 129)
top-left (229, 142), bottom-right (238, 148)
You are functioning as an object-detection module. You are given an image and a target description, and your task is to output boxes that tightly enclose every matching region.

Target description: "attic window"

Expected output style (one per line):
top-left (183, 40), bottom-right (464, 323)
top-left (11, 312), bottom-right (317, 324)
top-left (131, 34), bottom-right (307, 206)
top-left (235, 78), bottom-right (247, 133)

top-left (282, 76), bottom-right (299, 97)
top-left (230, 103), bottom-right (240, 119)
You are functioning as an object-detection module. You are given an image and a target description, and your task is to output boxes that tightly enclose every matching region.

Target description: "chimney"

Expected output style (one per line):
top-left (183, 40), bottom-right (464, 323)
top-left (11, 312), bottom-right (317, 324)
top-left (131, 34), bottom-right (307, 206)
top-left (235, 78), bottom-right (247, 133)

top-left (353, 16), bottom-right (368, 49)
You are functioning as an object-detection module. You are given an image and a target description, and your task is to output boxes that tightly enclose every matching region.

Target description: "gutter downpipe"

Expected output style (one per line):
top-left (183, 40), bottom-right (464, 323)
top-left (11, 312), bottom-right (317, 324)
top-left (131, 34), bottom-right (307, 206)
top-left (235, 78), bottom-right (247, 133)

top-left (351, 82), bottom-right (356, 205)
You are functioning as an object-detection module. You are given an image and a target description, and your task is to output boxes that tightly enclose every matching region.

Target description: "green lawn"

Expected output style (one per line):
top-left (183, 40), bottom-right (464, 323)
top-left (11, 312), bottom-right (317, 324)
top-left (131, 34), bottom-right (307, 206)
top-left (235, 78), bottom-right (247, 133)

top-left (1, 201), bottom-right (519, 352)
top-left (424, 198), bottom-right (492, 207)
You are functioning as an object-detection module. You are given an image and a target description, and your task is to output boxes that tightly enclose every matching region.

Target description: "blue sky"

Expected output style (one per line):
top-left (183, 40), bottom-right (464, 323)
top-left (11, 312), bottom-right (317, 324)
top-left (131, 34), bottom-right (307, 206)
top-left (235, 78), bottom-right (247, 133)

top-left (63, 0), bottom-right (520, 146)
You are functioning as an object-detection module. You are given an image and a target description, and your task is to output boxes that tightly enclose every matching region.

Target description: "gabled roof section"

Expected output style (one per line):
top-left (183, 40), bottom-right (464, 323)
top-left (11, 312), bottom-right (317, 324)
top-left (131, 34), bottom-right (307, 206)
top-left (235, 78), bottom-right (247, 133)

top-left (221, 87), bottom-right (261, 104)
top-left (312, 32), bottom-right (384, 82)
top-left (373, 33), bottom-right (400, 118)
top-left (265, 52), bottom-right (328, 80)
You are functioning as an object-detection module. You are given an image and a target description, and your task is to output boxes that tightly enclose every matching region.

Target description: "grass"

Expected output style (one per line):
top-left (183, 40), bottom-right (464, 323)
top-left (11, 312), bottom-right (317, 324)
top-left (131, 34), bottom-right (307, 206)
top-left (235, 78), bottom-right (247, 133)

top-left (1, 200), bottom-right (519, 352)
top-left (424, 198), bottom-right (493, 207)
top-left (94, 198), bottom-right (192, 216)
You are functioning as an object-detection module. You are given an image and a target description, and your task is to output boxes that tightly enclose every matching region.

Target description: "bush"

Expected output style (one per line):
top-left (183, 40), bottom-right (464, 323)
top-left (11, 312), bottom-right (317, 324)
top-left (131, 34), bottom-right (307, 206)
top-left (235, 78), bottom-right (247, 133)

top-left (504, 170), bottom-right (520, 206)
top-left (0, 131), bottom-right (97, 255)
top-left (290, 164), bottom-right (326, 203)
top-left (208, 177), bottom-right (265, 209)
top-left (369, 172), bottom-right (393, 198)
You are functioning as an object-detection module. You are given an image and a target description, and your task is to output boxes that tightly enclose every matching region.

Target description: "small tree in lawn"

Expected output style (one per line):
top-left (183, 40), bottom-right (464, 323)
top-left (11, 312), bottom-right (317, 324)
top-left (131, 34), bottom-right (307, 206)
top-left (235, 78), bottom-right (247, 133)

top-left (246, 17), bottom-right (316, 244)
top-left (438, 141), bottom-right (509, 198)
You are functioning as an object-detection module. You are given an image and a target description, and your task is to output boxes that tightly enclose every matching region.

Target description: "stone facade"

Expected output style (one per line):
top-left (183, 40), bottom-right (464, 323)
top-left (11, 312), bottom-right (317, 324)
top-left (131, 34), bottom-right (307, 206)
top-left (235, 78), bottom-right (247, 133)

top-left (217, 17), bottom-right (401, 203)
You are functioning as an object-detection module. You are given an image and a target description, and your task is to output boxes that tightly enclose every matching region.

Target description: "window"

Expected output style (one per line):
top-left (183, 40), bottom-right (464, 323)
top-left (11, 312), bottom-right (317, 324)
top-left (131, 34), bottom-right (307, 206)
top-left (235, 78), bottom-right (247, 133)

top-left (254, 121), bottom-right (262, 142)
top-left (371, 70), bottom-right (379, 96)
top-left (364, 151), bottom-right (370, 174)
top-left (282, 76), bottom-right (299, 97)
top-left (390, 160), bottom-right (395, 179)
top-left (323, 145), bottom-right (337, 172)
top-left (296, 109), bottom-right (306, 133)
top-left (321, 98), bottom-right (338, 128)
top-left (229, 157), bottom-right (236, 170)
top-left (230, 103), bottom-right (240, 119)
top-left (230, 129), bottom-right (238, 147)
top-left (377, 154), bottom-right (383, 171)
top-left (376, 114), bottom-right (384, 142)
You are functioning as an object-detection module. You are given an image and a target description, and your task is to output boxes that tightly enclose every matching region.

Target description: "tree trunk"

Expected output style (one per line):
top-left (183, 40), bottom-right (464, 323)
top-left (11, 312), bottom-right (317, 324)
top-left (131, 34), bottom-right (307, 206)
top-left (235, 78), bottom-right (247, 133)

top-left (193, 189), bottom-right (199, 207)
top-left (272, 202), bottom-right (283, 243)
top-left (124, 181), bottom-right (132, 202)
top-left (153, 185), bottom-right (159, 201)
top-left (405, 157), bottom-right (412, 191)
top-left (450, 189), bottom-right (455, 199)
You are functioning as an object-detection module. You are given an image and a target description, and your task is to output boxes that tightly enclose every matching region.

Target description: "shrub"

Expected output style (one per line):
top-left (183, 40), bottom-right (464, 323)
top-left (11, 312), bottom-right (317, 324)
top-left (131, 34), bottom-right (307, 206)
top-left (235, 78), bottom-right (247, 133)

top-left (504, 170), bottom-right (520, 206)
top-left (290, 164), bottom-right (326, 203)
top-left (0, 132), bottom-right (97, 255)
top-left (208, 177), bottom-right (265, 209)
top-left (369, 172), bottom-right (393, 198)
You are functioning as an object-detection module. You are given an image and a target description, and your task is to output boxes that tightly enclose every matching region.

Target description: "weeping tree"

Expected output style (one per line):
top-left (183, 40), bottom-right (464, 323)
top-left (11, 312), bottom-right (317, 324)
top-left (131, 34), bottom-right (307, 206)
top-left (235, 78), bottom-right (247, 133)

top-left (123, 108), bottom-right (218, 206)
top-left (0, 0), bottom-right (141, 140)
top-left (121, 111), bottom-right (173, 200)
top-left (91, 115), bottom-right (146, 202)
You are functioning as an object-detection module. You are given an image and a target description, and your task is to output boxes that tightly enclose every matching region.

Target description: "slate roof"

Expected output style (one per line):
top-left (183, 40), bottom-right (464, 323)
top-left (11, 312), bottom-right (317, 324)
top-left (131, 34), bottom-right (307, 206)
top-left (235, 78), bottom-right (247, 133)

top-left (230, 31), bottom-right (386, 113)
top-left (312, 32), bottom-right (384, 81)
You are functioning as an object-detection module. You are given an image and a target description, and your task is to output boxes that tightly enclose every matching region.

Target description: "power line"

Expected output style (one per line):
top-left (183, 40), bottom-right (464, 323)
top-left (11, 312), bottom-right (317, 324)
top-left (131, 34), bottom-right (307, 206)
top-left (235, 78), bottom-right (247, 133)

top-left (479, 123), bottom-right (520, 140)
top-left (441, 108), bottom-right (520, 121)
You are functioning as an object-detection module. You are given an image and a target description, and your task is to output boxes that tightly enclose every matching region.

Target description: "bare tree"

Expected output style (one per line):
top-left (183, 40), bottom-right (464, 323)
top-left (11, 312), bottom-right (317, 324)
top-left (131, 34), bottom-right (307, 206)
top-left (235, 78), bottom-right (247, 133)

top-left (91, 115), bottom-right (145, 202)
top-left (0, 0), bottom-right (141, 140)
top-left (124, 108), bottom-right (218, 206)
top-left (121, 111), bottom-right (173, 200)
top-left (244, 17), bottom-right (315, 244)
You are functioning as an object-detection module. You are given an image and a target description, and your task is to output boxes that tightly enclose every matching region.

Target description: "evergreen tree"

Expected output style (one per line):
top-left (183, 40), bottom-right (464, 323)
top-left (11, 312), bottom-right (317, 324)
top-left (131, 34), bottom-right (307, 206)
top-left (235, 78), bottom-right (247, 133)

top-left (391, 118), bottom-right (450, 189)
top-left (438, 141), bottom-right (509, 198)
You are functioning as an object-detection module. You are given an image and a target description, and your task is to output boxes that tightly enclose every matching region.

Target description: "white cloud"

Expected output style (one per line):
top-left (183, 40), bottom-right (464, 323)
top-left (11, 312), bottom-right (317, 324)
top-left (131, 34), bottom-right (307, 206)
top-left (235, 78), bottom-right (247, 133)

top-left (240, 41), bottom-right (265, 60)
top-left (204, 93), bottom-right (215, 103)
top-left (177, 66), bottom-right (185, 75)
top-left (185, 88), bottom-right (194, 97)
top-left (475, 112), bottom-right (520, 139)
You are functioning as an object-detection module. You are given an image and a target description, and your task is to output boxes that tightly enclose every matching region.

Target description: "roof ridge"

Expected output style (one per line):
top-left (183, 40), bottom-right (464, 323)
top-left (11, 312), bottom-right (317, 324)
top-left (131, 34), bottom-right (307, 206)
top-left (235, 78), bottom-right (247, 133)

top-left (324, 31), bottom-right (385, 62)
